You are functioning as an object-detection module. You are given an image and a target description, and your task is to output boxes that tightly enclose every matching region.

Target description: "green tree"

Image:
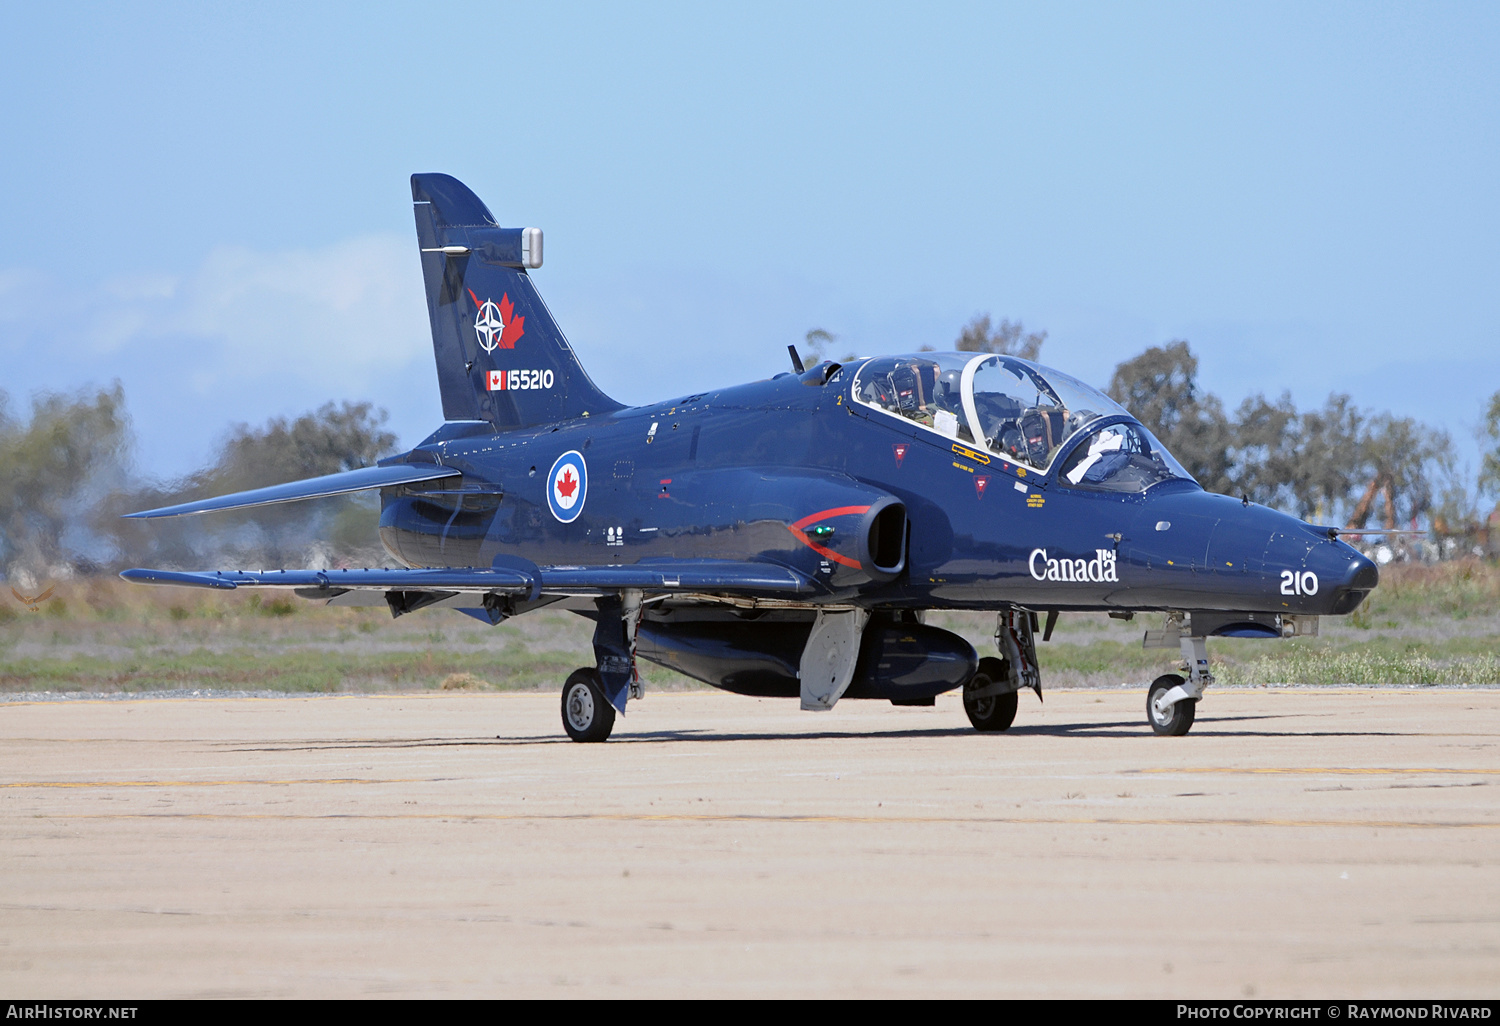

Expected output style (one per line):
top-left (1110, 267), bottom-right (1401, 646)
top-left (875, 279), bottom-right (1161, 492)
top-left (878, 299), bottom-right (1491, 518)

top-left (1357, 412), bottom-right (1451, 526)
top-left (798, 328), bottom-right (859, 366)
top-left (1480, 390), bottom-right (1500, 501)
top-left (1107, 341), bottom-right (1232, 493)
top-left (103, 401), bottom-right (399, 571)
top-left (1286, 394), bottom-right (1366, 520)
top-left (956, 314), bottom-right (1046, 360)
top-left (0, 384), bottom-right (131, 577)
top-left (1224, 391), bottom-right (1300, 508)
top-left (206, 401), bottom-right (397, 494)
top-left (1225, 392), bottom-right (1367, 520)
top-left (1106, 341), bottom-right (1455, 527)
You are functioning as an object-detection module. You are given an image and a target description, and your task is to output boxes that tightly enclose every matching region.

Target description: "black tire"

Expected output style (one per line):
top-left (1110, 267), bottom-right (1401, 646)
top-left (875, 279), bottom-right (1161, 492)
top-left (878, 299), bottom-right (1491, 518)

top-left (964, 656), bottom-right (1018, 732)
top-left (1147, 673), bottom-right (1196, 736)
top-left (561, 668), bottom-right (616, 743)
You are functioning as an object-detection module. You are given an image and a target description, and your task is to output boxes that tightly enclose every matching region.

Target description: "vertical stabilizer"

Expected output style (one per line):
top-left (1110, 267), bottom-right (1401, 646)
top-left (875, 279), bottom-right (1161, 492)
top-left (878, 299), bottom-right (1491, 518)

top-left (412, 173), bottom-right (623, 428)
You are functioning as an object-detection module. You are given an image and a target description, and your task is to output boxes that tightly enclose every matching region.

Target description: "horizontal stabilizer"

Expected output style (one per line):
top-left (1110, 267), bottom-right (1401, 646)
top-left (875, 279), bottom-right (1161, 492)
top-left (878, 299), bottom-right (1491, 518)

top-left (121, 560), bottom-right (813, 598)
top-left (123, 464), bottom-right (461, 519)
top-left (120, 566), bottom-right (535, 591)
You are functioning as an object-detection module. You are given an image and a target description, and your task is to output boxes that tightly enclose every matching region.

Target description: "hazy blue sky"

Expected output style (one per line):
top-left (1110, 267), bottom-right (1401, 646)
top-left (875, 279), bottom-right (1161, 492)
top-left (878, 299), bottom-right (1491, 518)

top-left (2, 2), bottom-right (1496, 481)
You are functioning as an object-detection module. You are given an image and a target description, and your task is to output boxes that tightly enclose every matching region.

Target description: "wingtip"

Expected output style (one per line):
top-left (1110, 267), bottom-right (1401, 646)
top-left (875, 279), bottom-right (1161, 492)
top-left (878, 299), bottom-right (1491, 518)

top-left (120, 569), bottom-right (238, 590)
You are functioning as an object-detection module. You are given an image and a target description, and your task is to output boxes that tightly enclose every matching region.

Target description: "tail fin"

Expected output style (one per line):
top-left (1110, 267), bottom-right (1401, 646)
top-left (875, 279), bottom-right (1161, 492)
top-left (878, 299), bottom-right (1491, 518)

top-left (411, 173), bottom-right (622, 428)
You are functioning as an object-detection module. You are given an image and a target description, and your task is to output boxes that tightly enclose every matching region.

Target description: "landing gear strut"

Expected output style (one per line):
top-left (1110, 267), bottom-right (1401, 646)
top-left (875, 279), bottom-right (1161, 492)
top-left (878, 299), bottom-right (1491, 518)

top-left (962, 611), bottom-right (1040, 732)
top-left (1145, 625), bottom-right (1212, 736)
top-left (561, 590), bottom-right (644, 742)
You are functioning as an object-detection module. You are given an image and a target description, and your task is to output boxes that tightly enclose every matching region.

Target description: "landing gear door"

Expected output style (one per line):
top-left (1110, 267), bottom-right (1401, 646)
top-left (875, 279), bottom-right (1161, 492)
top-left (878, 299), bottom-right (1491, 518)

top-left (800, 608), bottom-right (870, 711)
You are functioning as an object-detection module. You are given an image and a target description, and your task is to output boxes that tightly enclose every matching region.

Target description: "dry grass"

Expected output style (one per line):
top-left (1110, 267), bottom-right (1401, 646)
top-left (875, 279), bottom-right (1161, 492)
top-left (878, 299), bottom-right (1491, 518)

top-left (2, 562), bottom-right (1497, 694)
top-left (439, 672), bottom-right (491, 690)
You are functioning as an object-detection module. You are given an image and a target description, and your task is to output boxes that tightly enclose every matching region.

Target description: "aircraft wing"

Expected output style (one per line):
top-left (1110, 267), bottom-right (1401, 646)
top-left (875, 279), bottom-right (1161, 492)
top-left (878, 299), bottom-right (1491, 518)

top-left (120, 560), bottom-right (814, 599)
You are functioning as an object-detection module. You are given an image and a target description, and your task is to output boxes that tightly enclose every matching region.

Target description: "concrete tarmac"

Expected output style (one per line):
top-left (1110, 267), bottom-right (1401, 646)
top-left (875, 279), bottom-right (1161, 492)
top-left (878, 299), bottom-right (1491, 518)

top-left (1, 687), bottom-right (1497, 998)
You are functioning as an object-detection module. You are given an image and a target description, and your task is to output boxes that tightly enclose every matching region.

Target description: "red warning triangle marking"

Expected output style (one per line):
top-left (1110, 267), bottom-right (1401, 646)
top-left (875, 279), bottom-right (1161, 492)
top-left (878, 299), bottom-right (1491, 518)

top-left (975, 475), bottom-right (990, 499)
top-left (892, 444), bottom-right (908, 468)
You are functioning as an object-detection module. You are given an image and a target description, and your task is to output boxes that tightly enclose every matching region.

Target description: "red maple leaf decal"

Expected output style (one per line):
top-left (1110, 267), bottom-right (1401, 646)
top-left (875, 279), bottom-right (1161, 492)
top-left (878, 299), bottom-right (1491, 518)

top-left (498, 293), bottom-right (525, 349)
top-left (556, 468), bottom-right (577, 499)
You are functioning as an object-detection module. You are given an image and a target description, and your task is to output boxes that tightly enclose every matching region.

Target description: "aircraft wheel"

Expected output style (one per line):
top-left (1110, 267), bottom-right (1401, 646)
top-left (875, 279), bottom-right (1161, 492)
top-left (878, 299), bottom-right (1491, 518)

top-left (964, 656), bottom-right (1018, 732)
top-left (1147, 673), bottom-right (1196, 736)
top-left (561, 668), bottom-right (616, 743)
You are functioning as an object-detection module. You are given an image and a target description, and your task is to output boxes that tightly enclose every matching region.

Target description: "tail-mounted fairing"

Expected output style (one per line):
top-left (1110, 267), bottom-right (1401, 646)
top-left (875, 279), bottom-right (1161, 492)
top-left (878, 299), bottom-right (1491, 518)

top-left (411, 173), bottom-right (623, 429)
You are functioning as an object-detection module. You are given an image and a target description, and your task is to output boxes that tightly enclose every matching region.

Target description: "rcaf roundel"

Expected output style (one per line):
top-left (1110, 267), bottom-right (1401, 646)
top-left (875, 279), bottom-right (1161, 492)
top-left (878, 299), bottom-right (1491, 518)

top-left (547, 450), bottom-right (588, 523)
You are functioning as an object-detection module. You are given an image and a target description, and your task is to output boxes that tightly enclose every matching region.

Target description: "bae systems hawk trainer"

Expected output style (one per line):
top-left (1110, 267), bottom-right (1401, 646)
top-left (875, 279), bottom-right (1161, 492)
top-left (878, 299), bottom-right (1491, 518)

top-left (123, 174), bottom-right (1380, 740)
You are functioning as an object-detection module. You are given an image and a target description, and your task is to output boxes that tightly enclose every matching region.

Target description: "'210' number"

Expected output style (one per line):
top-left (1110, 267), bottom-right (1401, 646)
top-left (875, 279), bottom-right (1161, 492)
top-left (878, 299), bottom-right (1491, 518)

top-left (1280, 570), bottom-right (1319, 596)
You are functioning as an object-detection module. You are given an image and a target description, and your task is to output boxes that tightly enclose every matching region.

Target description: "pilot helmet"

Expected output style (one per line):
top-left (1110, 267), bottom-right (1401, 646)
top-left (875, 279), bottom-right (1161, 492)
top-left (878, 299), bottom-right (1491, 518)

top-left (935, 368), bottom-right (963, 411)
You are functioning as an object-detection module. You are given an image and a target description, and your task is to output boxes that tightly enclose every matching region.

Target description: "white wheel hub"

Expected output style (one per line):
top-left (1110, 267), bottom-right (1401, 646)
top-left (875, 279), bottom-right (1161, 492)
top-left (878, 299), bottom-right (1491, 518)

top-left (566, 683), bottom-right (595, 731)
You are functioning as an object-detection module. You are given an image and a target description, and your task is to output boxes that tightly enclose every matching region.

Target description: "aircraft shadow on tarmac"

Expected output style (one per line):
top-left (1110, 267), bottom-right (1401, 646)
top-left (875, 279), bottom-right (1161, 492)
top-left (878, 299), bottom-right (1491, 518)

top-left (228, 712), bottom-right (1409, 751)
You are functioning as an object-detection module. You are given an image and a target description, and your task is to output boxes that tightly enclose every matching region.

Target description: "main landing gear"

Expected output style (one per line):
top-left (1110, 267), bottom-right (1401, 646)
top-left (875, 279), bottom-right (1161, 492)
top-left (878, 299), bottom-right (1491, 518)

top-left (962, 611), bottom-right (1042, 732)
top-left (561, 668), bottom-right (616, 743)
top-left (561, 590), bottom-right (642, 743)
top-left (963, 656), bottom-right (1018, 731)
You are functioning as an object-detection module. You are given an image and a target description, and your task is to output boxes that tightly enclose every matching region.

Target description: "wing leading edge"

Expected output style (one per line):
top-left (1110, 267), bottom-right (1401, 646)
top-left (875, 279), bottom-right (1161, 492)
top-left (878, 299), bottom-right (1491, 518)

top-left (119, 560), bottom-right (814, 599)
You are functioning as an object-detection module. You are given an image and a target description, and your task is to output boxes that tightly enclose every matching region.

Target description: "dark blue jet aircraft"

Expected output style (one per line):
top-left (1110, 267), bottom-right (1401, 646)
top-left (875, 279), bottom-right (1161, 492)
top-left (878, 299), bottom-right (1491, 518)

top-left (124, 173), bottom-right (1380, 741)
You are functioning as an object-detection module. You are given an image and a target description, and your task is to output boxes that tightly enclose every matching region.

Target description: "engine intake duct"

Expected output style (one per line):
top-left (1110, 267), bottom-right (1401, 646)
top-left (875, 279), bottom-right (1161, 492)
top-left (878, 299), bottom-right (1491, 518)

top-left (863, 499), bottom-right (907, 576)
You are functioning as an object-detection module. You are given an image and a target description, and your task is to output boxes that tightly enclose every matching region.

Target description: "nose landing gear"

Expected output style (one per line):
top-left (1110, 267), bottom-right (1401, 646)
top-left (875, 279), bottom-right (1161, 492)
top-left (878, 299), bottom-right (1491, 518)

top-left (1143, 621), bottom-right (1212, 736)
top-left (1147, 673), bottom-right (1197, 736)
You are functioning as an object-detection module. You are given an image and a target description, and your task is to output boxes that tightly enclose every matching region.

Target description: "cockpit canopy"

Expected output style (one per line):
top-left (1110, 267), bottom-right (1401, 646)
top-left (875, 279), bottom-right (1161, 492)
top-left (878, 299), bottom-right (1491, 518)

top-left (850, 352), bottom-right (1195, 491)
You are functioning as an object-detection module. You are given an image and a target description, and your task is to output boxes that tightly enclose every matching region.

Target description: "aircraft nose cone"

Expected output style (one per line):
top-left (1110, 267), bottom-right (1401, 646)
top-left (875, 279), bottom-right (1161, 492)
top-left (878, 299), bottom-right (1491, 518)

top-left (1326, 550), bottom-right (1379, 615)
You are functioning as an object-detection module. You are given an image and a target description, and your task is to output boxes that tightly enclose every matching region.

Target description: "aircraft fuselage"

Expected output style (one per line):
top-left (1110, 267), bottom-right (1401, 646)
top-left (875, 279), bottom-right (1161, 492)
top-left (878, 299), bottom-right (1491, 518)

top-left (378, 366), bottom-right (1376, 619)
